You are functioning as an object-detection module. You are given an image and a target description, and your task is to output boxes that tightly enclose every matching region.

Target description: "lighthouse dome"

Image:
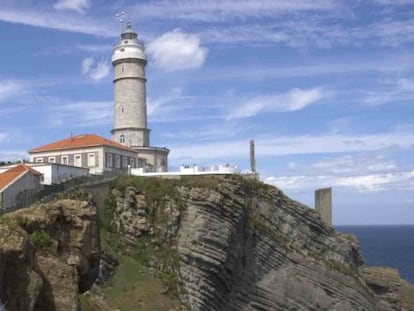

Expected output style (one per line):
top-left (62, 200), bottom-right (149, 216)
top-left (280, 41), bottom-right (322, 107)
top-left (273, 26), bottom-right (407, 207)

top-left (112, 23), bottom-right (146, 63)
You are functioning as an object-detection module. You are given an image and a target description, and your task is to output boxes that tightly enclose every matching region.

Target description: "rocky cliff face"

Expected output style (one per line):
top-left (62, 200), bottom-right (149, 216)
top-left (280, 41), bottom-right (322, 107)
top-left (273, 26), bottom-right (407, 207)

top-left (101, 175), bottom-right (414, 311)
top-left (2, 175), bottom-right (413, 311)
top-left (0, 196), bottom-right (100, 311)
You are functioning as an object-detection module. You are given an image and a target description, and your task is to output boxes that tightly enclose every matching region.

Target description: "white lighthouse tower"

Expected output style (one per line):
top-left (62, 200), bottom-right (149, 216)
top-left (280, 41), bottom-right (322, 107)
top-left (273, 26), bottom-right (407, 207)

top-left (111, 22), bottom-right (169, 171)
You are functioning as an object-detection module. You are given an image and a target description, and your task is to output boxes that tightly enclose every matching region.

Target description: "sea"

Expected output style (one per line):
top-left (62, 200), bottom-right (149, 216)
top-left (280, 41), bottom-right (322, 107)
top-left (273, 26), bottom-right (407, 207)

top-left (336, 225), bottom-right (414, 285)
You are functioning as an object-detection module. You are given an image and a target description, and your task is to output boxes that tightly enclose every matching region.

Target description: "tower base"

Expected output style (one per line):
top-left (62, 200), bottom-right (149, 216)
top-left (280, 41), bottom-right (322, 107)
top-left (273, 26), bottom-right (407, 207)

top-left (134, 146), bottom-right (169, 172)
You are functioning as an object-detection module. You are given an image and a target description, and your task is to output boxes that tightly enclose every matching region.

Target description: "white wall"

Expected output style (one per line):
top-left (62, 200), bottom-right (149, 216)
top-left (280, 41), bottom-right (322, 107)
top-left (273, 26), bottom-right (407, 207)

top-left (26, 163), bottom-right (88, 185)
top-left (131, 164), bottom-right (239, 177)
top-left (0, 171), bottom-right (42, 213)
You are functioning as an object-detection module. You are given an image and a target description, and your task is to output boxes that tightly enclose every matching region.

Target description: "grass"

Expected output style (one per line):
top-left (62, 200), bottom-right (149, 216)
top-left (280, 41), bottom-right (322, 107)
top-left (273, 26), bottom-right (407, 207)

top-left (30, 230), bottom-right (56, 254)
top-left (0, 216), bottom-right (12, 226)
top-left (79, 295), bottom-right (93, 311)
top-left (325, 259), bottom-right (356, 277)
top-left (98, 175), bottom-right (236, 309)
top-left (102, 255), bottom-right (181, 311)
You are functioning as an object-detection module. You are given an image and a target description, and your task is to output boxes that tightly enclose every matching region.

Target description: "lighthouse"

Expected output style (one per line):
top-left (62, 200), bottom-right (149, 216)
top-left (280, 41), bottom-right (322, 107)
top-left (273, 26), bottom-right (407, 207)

top-left (111, 22), bottom-right (169, 171)
top-left (111, 21), bottom-right (149, 147)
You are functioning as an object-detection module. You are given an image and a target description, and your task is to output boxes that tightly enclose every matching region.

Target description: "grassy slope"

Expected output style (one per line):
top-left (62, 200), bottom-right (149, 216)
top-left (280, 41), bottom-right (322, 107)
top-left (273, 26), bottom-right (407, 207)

top-left (103, 255), bottom-right (180, 311)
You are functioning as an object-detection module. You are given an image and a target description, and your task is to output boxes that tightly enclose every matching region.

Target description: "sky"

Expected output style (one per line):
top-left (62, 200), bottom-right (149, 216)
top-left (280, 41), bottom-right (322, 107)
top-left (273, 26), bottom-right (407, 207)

top-left (0, 0), bottom-right (413, 225)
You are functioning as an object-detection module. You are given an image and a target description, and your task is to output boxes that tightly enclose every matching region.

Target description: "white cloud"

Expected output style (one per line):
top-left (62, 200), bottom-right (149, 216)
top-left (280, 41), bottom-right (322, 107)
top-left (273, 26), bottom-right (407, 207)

top-left (147, 88), bottom-right (183, 116)
top-left (77, 44), bottom-right (113, 52)
top-left (228, 87), bottom-right (326, 119)
top-left (0, 133), bottom-right (6, 143)
top-left (134, 0), bottom-right (339, 22)
top-left (311, 154), bottom-right (397, 175)
top-left (81, 57), bottom-right (94, 74)
top-left (168, 131), bottom-right (414, 161)
top-left (362, 78), bottom-right (414, 105)
top-left (0, 80), bottom-right (25, 102)
top-left (265, 171), bottom-right (414, 192)
top-left (147, 30), bottom-right (208, 71)
top-left (263, 148), bottom-right (413, 193)
top-left (0, 7), bottom-right (115, 36)
top-left (49, 101), bottom-right (112, 127)
top-left (0, 150), bottom-right (28, 161)
top-left (54, 0), bottom-right (90, 14)
top-left (81, 57), bottom-right (110, 81)
top-left (373, 0), bottom-right (414, 6)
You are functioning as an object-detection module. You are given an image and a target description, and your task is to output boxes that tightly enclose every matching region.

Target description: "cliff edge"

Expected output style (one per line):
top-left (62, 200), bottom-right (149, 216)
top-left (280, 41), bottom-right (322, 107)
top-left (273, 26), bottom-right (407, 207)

top-left (93, 175), bottom-right (414, 311)
top-left (1, 175), bottom-right (413, 310)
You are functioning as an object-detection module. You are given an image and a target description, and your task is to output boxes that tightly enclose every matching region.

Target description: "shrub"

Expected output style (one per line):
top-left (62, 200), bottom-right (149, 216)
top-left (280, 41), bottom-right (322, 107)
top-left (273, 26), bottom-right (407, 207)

top-left (30, 230), bottom-right (56, 253)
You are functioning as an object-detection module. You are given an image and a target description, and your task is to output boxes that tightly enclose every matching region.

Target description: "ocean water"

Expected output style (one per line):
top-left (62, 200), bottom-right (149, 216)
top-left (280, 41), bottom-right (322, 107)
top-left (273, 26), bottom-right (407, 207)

top-left (336, 225), bottom-right (414, 285)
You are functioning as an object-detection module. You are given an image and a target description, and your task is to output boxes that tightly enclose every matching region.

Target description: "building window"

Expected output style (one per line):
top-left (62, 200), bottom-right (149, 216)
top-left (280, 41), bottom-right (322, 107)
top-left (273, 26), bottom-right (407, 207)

top-left (107, 154), bottom-right (113, 168)
top-left (35, 158), bottom-right (43, 163)
top-left (130, 158), bottom-right (135, 168)
top-left (124, 40), bottom-right (128, 44)
top-left (88, 153), bottom-right (96, 167)
top-left (123, 157), bottom-right (128, 168)
top-left (121, 106), bottom-right (125, 113)
top-left (115, 155), bottom-right (120, 168)
top-left (48, 157), bottom-right (56, 163)
top-left (119, 134), bottom-right (126, 144)
top-left (121, 66), bottom-right (124, 73)
top-left (62, 156), bottom-right (68, 165)
top-left (74, 154), bottom-right (82, 167)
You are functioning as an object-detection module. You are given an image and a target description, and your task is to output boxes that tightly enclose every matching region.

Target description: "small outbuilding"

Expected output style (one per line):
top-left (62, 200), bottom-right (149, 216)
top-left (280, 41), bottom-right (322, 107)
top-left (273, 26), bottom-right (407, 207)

top-left (0, 163), bottom-right (43, 214)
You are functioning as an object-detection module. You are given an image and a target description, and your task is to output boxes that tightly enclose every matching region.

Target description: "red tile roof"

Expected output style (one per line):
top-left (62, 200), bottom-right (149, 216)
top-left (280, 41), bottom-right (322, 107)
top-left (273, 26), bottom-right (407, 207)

top-left (28, 134), bottom-right (136, 153)
top-left (0, 164), bottom-right (41, 191)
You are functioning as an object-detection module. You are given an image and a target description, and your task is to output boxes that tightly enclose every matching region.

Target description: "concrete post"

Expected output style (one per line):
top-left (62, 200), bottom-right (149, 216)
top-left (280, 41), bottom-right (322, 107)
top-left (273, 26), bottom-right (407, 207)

top-left (250, 139), bottom-right (256, 174)
top-left (315, 188), bottom-right (332, 226)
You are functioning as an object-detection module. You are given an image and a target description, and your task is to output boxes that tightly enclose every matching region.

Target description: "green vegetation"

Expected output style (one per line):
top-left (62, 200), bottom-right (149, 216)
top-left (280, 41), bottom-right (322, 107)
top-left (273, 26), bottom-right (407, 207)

top-left (0, 215), bottom-right (12, 225)
top-left (79, 295), bottom-right (93, 311)
top-left (99, 174), bottom-right (270, 309)
top-left (180, 175), bottom-right (221, 190)
top-left (53, 188), bottom-right (90, 201)
top-left (30, 230), bottom-right (56, 253)
top-left (325, 259), bottom-right (356, 277)
top-left (102, 255), bottom-right (180, 311)
top-left (98, 175), bottom-right (195, 309)
top-left (102, 191), bottom-right (117, 234)
top-left (0, 215), bottom-right (23, 233)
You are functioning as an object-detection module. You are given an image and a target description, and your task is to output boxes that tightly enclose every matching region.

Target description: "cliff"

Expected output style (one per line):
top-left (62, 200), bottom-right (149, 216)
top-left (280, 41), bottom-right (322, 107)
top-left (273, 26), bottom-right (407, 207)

top-left (0, 193), bottom-right (100, 311)
top-left (92, 175), bottom-right (414, 310)
top-left (1, 175), bottom-right (413, 310)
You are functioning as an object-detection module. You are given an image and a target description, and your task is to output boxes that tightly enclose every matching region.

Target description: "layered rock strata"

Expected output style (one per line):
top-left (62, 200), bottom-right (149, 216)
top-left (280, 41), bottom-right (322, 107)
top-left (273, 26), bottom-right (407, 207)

top-left (109, 175), bottom-right (414, 311)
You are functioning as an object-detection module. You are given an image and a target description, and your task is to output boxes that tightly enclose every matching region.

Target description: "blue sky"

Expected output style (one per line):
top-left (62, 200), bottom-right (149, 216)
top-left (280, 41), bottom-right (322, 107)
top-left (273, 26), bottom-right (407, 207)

top-left (0, 0), bottom-right (413, 225)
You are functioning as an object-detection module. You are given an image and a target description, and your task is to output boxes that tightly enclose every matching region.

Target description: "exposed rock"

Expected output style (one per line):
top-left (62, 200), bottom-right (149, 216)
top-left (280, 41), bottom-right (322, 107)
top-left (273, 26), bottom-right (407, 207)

top-left (362, 266), bottom-right (414, 311)
top-left (0, 198), bottom-right (100, 310)
top-left (34, 255), bottom-right (80, 311)
top-left (113, 187), bottom-right (151, 240)
top-left (104, 175), bottom-right (414, 311)
top-left (175, 178), bottom-right (376, 310)
top-left (96, 251), bottom-right (119, 285)
top-left (4, 175), bottom-right (410, 310)
top-left (0, 222), bottom-right (39, 311)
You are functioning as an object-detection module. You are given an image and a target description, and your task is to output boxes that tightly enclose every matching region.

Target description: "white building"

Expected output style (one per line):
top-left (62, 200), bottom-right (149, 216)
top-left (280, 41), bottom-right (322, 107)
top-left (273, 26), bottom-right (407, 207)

top-left (0, 163), bottom-right (88, 185)
top-left (131, 164), bottom-right (240, 177)
top-left (111, 22), bottom-right (169, 172)
top-left (28, 134), bottom-right (143, 175)
top-left (0, 164), bottom-right (43, 213)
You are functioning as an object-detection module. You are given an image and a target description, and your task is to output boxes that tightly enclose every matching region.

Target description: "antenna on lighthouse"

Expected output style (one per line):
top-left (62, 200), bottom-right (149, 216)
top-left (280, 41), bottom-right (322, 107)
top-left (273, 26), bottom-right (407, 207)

top-left (116, 11), bottom-right (126, 31)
